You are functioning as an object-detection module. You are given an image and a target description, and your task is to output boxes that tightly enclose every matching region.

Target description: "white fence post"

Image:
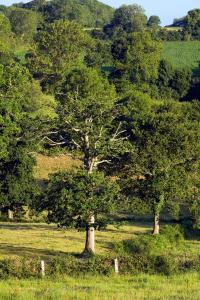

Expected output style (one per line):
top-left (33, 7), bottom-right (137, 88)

top-left (114, 258), bottom-right (119, 274)
top-left (41, 260), bottom-right (45, 277)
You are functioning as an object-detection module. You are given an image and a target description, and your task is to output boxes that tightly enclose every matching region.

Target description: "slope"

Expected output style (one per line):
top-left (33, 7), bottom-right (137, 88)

top-left (22, 0), bottom-right (114, 28)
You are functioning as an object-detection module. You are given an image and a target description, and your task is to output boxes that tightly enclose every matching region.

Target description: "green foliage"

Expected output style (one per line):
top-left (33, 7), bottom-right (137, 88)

top-left (104, 4), bottom-right (147, 37)
top-left (84, 39), bottom-right (112, 68)
top-left (27, 20), bottom-right (92, 92)
top-left (0, 13), bottom-right (13, 59)
top-left (41, 169), bottom-right (120, 228)
top-left (6, 7), bottom-right (41, 42)
top-left (120, 96), bottom-right (200, 224)
top-left (0, 146), bottom-right (39, 211)
top-left (54, 67), bottom-right (128, 175)
top-left (156, 59), bottom-right (191, 99)
top-left (147, 15), bottom-right (161, 28)
top-left (114, 225), bottom-right (184, 258)
top-left (184, 9), bottom-right (200, 40)
top-left (23, 0), bottom-right (114, 28)
top-left (113, 226), bottom-right (188, 275)
top-left (111, 32), bottom-right (162, 88)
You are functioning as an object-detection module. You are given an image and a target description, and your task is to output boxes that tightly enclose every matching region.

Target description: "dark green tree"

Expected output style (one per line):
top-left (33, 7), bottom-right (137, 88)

top-left (156, 60), bottom-right (192, 100)
top-left (120, 95), bottom-right (200, 234)
top-left (184, 9), bottom-right (200, 40)
top-left (43, 170), bottom-right (119, 253)
top-left (0, 60), bottom-right (56, 216)
top-left (104, 4), bottom-right (147, 37)
top-left (147, 15), bottom-right (161, 28)
top-left (110, 32), bottom-right (162, 90)
top-left (0, 146), bottom-right (39, 219)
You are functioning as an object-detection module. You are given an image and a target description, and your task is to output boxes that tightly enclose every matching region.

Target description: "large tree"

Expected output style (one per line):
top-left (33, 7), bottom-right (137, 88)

top-left (41, 67), bottom-right (127, 253)
top-left (120, 94), bottom-right (200, 234)
top-left (0, 60), bottom-right (56, 216)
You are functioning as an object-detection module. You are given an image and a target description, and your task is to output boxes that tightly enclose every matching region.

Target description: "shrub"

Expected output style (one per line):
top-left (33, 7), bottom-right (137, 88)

top-left (114, 225), bottom-right (184, 257)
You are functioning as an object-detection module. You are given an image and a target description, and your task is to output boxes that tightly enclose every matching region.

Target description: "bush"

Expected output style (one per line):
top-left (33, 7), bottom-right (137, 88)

top-left (0, 255), bottom-right (114, 279)
top-left (114, 225), bottom-right (184, 257)
top-left (113, 225), bottom-right (186, 275)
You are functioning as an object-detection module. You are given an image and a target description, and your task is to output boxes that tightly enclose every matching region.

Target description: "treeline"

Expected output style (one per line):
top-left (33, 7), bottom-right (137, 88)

top-left (0, 2), bottom-right (200, 254)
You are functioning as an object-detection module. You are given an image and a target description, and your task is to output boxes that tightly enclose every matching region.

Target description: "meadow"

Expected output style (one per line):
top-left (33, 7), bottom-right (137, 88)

top-left (0, 221), bottom-right (199, 299)
top-left (0, 272), bottom-right (200, 300)
top-left (162, 41), bottom-right (200, 76)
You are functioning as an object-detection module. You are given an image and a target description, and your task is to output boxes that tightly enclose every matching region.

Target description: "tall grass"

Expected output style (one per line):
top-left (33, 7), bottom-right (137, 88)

top-left (0, 273), bottom-right (199, 300)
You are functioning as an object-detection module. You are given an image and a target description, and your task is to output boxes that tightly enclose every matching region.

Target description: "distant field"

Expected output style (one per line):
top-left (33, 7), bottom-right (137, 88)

top-left (34, 154), bottom-right (81, 180)
top-left (162, 41), bottom-right (200, 76)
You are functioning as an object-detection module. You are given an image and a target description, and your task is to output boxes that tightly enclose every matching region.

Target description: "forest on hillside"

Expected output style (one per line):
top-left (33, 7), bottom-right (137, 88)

top-left (0, 1), bottom-right (200, 282)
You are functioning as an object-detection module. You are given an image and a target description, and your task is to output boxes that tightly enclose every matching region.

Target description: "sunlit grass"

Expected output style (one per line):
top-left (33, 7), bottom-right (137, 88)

top-left (0, 222), bottom-right (151, 259)
top-left (0, 222), bottom-right (199, 260)
top-left (0, 272), bottom-right (199, 300)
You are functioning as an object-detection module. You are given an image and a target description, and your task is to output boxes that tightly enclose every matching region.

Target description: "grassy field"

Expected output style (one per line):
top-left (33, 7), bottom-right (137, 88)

top-left (0, 222), bottom-right (199, 299)
top-left (0, 273), bottom-right (199, 300)
top-left (162, 41), bottom-right (200, 76)
top-left (0, 222), bottom-right (152, 259)
top-left (0, 221), bottom-right (199, 259)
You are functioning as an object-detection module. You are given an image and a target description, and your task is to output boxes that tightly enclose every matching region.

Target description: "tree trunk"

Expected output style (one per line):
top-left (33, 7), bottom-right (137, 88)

top-left (84, 215), bottom-right (95, 254)
top-left (8, 209), bottom-right (14, 220)
top-left (153, 214), bottom-right (160, 235)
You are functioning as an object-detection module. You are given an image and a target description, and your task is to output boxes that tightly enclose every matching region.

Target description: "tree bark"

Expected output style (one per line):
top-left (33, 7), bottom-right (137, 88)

top-left (153, 214), bottom-right (160, 235)
top-left (84, 215), bottom-right (95, 254)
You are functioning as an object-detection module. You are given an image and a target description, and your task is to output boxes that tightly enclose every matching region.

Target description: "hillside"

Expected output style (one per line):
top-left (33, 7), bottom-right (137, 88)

top-left (22, 0), bottom-right (114, 27)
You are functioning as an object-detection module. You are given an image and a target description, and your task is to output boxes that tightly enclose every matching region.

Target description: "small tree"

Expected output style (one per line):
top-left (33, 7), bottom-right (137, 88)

top-left (104, 4), bottom-right (147, 37)
top-left (147, 15), bottom-right (161, 28)
top-left (0, 145), bottom-right (39, 219)
top-left (43, 170), bottom-right (119, 253)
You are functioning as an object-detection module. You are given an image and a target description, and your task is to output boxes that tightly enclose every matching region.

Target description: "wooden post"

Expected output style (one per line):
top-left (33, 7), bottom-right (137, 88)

top-left (41, 260), bottom-right (45, 277)
top-left (114, 258), bottom-right (119, 274)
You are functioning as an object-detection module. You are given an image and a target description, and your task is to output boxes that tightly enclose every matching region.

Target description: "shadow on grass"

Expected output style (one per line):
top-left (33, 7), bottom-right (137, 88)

top-left (0, 223), bottom-right (57, 231)
top-left (0, 244), bottom-right (81, 259)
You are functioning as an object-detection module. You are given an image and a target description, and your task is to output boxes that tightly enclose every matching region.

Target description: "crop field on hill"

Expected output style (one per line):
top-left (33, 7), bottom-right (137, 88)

top-left (162, 41), bottom-right (200, 76)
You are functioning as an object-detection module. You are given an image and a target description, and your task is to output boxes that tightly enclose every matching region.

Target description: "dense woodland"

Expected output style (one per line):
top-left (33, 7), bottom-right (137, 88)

top-left (0, 0), bottom-right (200, 257)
